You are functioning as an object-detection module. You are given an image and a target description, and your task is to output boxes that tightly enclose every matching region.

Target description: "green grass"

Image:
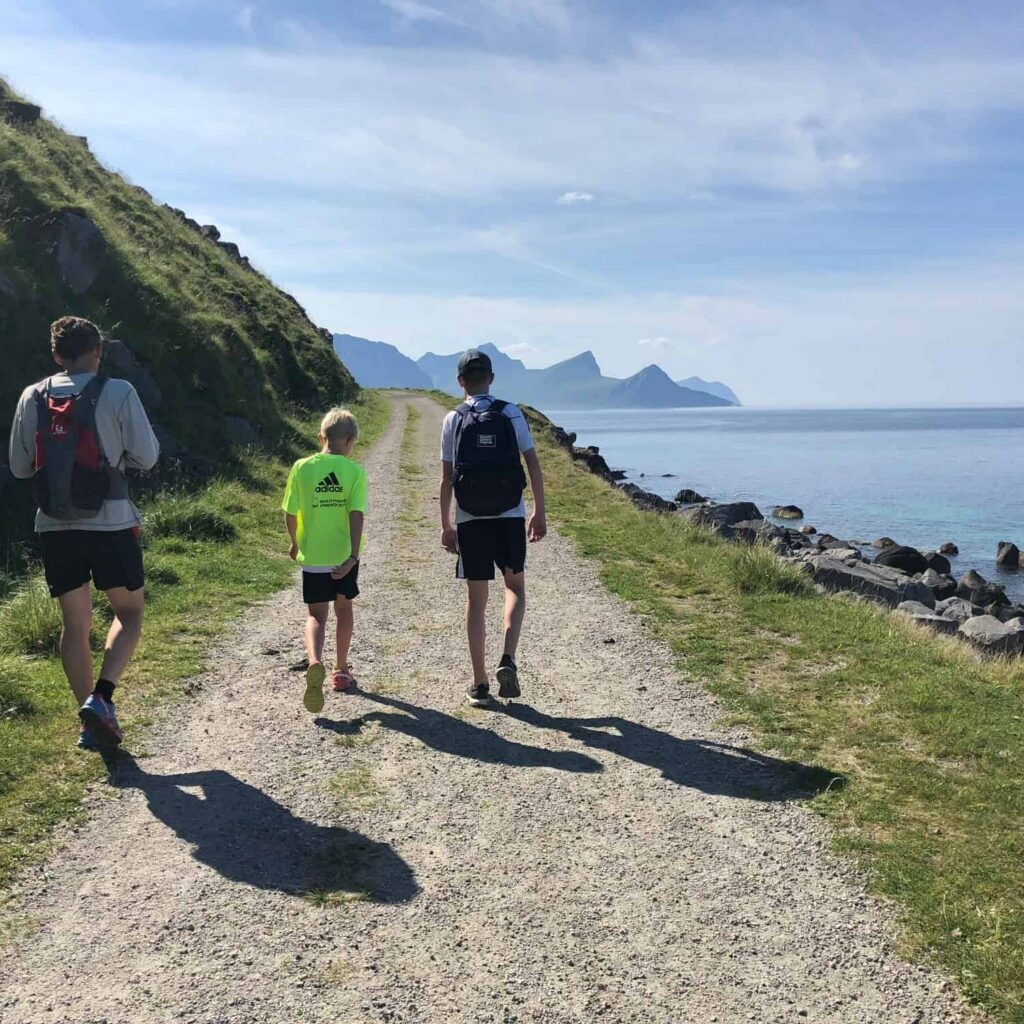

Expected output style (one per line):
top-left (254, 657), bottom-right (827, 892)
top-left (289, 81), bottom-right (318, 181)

top-left (0, 391), bottom-right (389, 890)
top-left (420, 392), bottom-right (1024, 1022)
top-left (146, 497), bottom-right (237, 542)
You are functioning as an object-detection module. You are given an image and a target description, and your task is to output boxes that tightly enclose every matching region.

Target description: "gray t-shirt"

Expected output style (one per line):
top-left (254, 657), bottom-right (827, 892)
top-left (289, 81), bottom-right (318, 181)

top-left (8, 372), bottom-right (160, 532)
top-left (440, 395), bottom-right (534, 524)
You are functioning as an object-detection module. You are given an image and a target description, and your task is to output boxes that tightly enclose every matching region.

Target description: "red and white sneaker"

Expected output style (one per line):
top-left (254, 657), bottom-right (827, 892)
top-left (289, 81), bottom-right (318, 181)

top-left (332, 667), bottom-right (357, 692)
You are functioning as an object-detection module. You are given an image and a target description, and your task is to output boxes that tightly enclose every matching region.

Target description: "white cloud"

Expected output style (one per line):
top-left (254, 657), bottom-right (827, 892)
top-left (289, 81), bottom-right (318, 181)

top-left (376, 0), bottom-right (467, 28)
top-left (235, 4), bottom-right (255, 33)
top-left (555, 191), bottom-right (595, 205)
top-left (637, 336), bottom-right (673, 350)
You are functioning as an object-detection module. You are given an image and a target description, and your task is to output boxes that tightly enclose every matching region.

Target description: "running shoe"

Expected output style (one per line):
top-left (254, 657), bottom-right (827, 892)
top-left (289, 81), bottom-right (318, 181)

top-left (332, 667), bottom-right (357, 693)
top-left (303, 662), bottom-right (326, 714)
top-left (496, 655), bottom-right (521, 699)
top-left (76, 725), bottom-right (99, 751)
top-left (466, 681), bottom-right (492, 706)
top-left (78, 694), bottom-right (123, 748)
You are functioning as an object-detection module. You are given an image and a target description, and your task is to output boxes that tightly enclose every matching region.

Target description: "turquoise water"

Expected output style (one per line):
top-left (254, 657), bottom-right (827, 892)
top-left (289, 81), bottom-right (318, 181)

top-left (547, 407), bottom-right (1024, 603)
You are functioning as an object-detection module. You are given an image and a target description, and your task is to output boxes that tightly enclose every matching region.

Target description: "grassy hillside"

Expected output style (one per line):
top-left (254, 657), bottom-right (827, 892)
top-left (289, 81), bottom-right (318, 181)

top-left (0, 78), bottom-right (355, 571)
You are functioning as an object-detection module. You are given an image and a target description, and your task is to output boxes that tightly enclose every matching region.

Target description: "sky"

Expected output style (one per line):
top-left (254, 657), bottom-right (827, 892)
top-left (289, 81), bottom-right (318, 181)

top-left (2, 0), bottom-right (1024, 406)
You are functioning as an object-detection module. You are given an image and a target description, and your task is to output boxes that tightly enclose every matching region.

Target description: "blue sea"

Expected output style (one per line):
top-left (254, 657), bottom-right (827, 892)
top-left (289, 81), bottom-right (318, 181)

top-left (547, 407), bottom-right (1024, 604)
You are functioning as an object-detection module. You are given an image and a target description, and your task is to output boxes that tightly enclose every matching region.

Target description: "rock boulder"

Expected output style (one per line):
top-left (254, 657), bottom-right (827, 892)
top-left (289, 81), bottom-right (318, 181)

top-left (674, 488), bottom-right (708, 505)
top-left (873, 545), bottom-right (930, 575)
top-left (959, 616), bottom-right (1024, 657)
top-left (997, 542), bottom-right (1020, 568)
top-left (678, 501), bottom-right (763, 535)
top-left (55, 211), bottom-right (106, 295)
top-left (806, 555), bottom-right (935, 608)
top-left (921, 551), bottom-right (952, 575)
top-left (772, 505), bottom-right (804, 520)
top-left (939, 542), bottom-right (959, 556)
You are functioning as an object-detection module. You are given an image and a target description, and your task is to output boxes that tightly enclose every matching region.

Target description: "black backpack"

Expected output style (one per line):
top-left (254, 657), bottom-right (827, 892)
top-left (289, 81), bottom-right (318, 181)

top-left (452, 399), bottom-right (527, 516)
top-left (32, 375), bottom-right (127, 520)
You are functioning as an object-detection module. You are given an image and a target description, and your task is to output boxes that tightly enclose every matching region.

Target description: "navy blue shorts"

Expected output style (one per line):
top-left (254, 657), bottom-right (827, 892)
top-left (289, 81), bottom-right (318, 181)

top-left (302, 563), bottom-right (360, 605)
top-left (456, 518), bottom-right (527, 581)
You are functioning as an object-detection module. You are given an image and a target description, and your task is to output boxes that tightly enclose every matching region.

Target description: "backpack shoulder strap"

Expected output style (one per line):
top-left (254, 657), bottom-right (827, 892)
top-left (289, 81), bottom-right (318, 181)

top-left (489, 399), bottom-right (509, 413)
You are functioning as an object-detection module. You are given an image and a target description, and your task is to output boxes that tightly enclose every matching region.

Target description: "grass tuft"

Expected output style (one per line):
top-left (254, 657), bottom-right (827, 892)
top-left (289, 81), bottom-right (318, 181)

top-left (0, 577), bottom-right (64, 656)
top-left (726, 543), bottom-right (814, 596)
top-left (146, 497), bottom-right (237, 542)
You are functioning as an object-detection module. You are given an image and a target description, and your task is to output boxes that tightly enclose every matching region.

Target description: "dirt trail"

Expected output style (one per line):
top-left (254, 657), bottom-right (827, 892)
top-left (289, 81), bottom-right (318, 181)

top-left (1, 394), bottom-right (970, 1024)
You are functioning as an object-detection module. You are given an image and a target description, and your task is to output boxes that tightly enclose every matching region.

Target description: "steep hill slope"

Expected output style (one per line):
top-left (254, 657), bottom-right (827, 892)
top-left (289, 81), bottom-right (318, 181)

top-left (0, 79), bottom-right (355, 467)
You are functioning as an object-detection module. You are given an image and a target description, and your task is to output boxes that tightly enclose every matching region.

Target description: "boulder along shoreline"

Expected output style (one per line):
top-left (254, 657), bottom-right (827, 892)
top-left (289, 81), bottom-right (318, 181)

top-left (550, 425), bottom-right (1024, 658)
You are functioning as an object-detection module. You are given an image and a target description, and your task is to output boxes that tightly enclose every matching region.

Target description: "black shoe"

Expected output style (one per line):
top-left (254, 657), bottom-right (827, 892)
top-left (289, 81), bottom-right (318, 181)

top-left (466, 682), bottom-right (491, 706)
top-left (496, 656), bottom-right (520, 699)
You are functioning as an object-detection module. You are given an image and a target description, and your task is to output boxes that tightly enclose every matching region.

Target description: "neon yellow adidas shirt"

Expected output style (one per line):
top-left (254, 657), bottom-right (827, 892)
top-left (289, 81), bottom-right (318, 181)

top-left (281, 452), bottom-right (368, 566)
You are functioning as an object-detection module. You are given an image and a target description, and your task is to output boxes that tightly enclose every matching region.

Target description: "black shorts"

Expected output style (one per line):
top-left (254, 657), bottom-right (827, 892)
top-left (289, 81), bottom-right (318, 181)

top-left (302, 563), bottom-right (360, 605)
top-left (40, 528), bottom-right (145, 599)
top-left (456, 518), bottom-right (527, 581)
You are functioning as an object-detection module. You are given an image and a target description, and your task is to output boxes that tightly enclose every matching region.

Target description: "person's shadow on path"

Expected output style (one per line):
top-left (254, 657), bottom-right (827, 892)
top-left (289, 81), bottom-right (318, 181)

top-left (499, 705), bottom-right (845, 801)
top-left (118, 759), bottom-right (419, 902)
top-left (315, 692), bottom-right (602, 774)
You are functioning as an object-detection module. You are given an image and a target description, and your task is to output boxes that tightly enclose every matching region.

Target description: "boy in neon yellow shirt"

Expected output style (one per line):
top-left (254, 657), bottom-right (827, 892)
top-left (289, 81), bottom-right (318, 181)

top-left (282, 408), bottom-right (367, 713)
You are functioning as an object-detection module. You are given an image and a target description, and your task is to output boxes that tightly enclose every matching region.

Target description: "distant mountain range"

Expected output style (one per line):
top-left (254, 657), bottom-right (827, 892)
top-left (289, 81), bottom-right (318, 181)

top-left (333, 335), bottom-right (740, 409)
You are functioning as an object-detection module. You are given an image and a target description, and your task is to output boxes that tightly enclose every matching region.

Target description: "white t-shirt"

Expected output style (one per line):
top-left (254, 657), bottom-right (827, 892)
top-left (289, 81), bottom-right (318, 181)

top-left (440, 395), bottom-right (534, 524)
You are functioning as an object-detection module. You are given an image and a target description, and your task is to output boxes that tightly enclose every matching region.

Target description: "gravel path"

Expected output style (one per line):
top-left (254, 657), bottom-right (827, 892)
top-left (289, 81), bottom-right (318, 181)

top-left (0, 394), bottom-right (973, 1024)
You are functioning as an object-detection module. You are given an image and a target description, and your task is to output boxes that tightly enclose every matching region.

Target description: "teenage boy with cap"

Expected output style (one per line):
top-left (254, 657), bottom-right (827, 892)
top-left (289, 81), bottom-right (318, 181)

top-left (439, 348), bottom-right (546, 704)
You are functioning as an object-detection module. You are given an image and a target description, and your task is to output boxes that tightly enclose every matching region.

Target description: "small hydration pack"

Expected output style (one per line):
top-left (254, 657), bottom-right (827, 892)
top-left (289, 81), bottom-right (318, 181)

top-left (452, 399), bottom-right (527, 517)
top-left (32, 375), bottom-right (126, 520)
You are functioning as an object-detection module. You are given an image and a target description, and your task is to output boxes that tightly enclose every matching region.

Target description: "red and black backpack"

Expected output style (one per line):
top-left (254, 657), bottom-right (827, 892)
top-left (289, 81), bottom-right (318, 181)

top-left (32, 375), bottom-right (126, 520)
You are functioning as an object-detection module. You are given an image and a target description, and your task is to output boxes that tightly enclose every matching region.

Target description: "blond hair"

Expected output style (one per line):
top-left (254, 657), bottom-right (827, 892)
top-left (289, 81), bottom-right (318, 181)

top-left (320, 407), bottom-right (359, 446)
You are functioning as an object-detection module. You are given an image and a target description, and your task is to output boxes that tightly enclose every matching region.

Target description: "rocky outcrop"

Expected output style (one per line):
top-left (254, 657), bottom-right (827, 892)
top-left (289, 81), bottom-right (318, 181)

top-left (0, 272), bottom-right (17, 317)
top-left (936, 597), bottom-right (974, 624)
top-left (921, 551), bottom-right (952, 575)
top-left (805, 555), bottom-right (935, 608)
top-left (103, 339), bottom-right (162, 410)
top-left (772, 505), bottom-right (803, 520)
top-left (873, 545), bottom-right (929, 575)
top-left (873, 537), bottom-right (898, 549)
top-left (896, 601), bottom-right (960, 634)
top-left (997, 542), bottom-right (1020, 568)
top-left (570, 446), bottom-right (618, 481)
top-left (919, 569), bottom-right (958, 600)
top-left (54, 210), bottom-right (106, 295)
top-left (619, 483), bottom-right (678, 513)
top-left (799, 525), bottom-right (815, 535)
top-left (679, 501), bottom-right (763, 536)
top-left (955, 570), bottom-right (1009, 608)
top-left (674, 488), bottom-right (707, 504)
top-left (0, 99), bottom-right (42, 125)
top-left (959, 615), bottom-right (1024, 657)
top-left (939, 542), bottom-right (959, 556)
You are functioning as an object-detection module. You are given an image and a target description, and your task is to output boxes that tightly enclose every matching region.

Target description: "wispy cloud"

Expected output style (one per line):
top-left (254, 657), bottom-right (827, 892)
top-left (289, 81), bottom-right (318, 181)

top-left (376, 0), bottom-right (468, 29)
top-left (556, 191), bottom-right (594, 205)
top-left (235, 4), bottom-right (255, 33)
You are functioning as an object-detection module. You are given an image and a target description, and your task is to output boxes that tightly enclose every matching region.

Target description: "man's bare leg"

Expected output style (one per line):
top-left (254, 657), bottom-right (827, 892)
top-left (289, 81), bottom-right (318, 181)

top-left (98, 586), bottom-right (145, 685)
top-left (57, 584), bottom-right (94, 704)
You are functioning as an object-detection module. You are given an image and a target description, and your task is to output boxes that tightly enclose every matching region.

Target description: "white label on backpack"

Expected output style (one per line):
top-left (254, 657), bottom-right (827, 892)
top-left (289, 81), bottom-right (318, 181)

top-left (477, 434), bottom-right (496, 447)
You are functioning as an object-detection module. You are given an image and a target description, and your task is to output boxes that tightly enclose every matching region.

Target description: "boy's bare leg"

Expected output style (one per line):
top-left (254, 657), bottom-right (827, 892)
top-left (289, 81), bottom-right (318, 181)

top-left (305, 603), bottom-right (329, 666)
top-left (99, 586), bottom-right (145, 685)
top-left (501, 569), bottom-right (526, 660)
top-left (334, 596), bottom-right (354, 669)
top-left (466, 580), bottom-right (489, 683)
top-left (57, 584), bottom-right (94, 704)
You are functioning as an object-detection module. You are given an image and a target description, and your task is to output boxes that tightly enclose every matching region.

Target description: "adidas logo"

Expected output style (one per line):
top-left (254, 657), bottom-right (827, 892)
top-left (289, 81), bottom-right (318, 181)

top-left (315, 471), bottom-right (343, 494)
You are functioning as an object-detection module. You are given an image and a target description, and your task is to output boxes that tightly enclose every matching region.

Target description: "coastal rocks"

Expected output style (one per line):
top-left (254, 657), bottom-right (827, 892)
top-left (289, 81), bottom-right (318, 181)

top-left (958, 615), bottom-right (1024, 657)
top-left (919, 569), bottom-right (958, 600)
top-left (939, 542), bottom-right (959, 556)
top-left (550, 426), bottom-right (577, 451)
top-left (873, 545), bottom-right (929, 575)
top-left (729, 520), bottom-right (787, 546)
top-left (772, 505), bottom-right (804, 520)
top-left (897, 601), bottom-right (960, 635)
top-left (873, 537), bottom-right (898, 549)
top-left (921, 551), bottom-right (952, 575)
top-left (955, 570), bottom-right (1009, 608)
top-left (619, 483), bottom-right (678, 513)
top-left (805, 555), bottom-right (935, 608)
top-left (800, 525), bottom-right (816, 535)
top-left (674, 488), bottom-right (707, 504)
top-left (570, 446), bottom-right (615, 481)
top-left (997, 542), bottom-right (1020, 568)
top-left (679, 501), bottom-right (763, 536)
top-left (936, 597), bottom-right (974, 624)
top-left (55, 210), bottom-right (106, 295)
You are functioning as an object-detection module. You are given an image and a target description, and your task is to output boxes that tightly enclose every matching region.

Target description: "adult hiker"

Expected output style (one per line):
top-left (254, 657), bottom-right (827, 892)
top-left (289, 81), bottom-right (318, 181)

top-left (8, 316), bottom-right (160, 754)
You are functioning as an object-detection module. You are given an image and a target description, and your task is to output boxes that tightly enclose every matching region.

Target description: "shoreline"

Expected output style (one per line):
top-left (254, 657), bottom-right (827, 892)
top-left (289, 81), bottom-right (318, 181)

top-left (546, 419), bottom-right (1024, 657)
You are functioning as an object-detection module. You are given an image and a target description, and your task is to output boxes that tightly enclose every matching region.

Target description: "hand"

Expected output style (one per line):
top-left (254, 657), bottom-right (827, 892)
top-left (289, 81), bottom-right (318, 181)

top-left (331, 557), bottom-right (357, 580)
top-left (441, 526), bottom-right (459, 554)
top-left (528, 511), bottom-right (547, 542)
top-left (288, 542), bottom-right (298, 561)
